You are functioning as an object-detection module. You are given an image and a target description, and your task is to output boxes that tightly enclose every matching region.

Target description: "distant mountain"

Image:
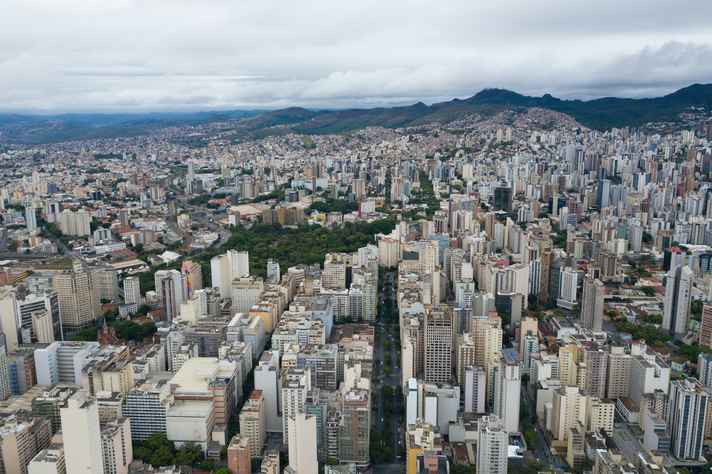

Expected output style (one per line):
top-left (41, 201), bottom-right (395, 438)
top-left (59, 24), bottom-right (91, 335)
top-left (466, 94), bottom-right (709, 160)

top-left (1, 84), bottom-right (711, 144)
top-left (463, 83), bottom-right (712, 129)
top-left (0, 110), bottom-right (260, 144)
top-left (250, 83), bottom-right (712, 135)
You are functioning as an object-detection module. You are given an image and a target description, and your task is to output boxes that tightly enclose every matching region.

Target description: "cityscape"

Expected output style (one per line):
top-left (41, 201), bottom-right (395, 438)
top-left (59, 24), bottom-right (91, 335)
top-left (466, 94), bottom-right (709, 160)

top-left (2, 2), bottom-right (712, 474)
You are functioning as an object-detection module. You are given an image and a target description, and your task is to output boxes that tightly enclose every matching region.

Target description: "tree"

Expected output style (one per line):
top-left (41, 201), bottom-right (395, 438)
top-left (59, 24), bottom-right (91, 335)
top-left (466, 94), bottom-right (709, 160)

top-left (175, 443), bottom-right (203, 466)
top-left (134, 433), bottom-right (175, 467)
top-left (212, 468), bottom-right (231, 474)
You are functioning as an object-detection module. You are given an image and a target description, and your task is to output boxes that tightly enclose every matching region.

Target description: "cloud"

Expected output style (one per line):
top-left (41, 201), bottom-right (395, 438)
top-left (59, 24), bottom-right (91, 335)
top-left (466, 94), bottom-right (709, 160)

top-left (1, 0), bottom-right (711, 112)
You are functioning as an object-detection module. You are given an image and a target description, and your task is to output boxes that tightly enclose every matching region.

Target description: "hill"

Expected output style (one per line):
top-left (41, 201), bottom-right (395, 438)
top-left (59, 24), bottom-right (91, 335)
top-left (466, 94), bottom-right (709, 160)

top-left (1, 84), bottom-right (711, 144)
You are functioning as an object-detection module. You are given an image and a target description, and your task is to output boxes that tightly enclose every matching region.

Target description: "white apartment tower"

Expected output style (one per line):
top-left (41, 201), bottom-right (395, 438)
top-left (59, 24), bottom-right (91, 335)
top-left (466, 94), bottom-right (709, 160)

top-left (663, 265), bottom-right (693, 337)
top-left (60, 391), bottom-right (105, 474)
top-left (476, 415), bottom-right (508, 474)
top-left (493, 349), bottom-right (521, 433)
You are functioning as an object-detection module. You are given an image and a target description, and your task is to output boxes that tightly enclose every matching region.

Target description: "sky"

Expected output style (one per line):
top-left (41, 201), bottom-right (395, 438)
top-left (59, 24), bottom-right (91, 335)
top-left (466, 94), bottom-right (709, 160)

top-left (2, 0), bottom-right (712, 113)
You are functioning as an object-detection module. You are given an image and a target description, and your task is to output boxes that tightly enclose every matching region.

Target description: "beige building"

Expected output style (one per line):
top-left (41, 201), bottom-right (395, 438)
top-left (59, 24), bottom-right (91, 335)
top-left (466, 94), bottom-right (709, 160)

top-left (239, 390), bottom-right (266, 458)
top-left (424, 307), bottom-right (452, 384)
top-left (0, 415), bottom-right (51, 474)
top-left (53, 261), bottom-right (99, 333)
top-left (100, 417), bottom-right (133, 474)
top-left (28, 445), bottom-right (66, 474)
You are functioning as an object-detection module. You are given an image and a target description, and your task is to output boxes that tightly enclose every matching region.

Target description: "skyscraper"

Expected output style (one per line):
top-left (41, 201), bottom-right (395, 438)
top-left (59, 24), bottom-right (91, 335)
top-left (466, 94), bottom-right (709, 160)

top-left (667, 378), bottom-right (710, 461)
top-left (266, 259), bottom-right (281, 284)
top-left (281, 368), bottom-right (311, 446)
top-left (476, 415), bottom-right (508, 474)
top-left (663, 265), bottom-right (693, 337)
top-left (25, 205), bottom-right (37, 232)
top-left (53, 261), bottom-right (99, 335)
top-left (464, 366), bottom-right (486, 414)
top-left (580, 276), bottom-right (604, 332)
top-left (699, 304), bottom-right (712, 348)
top-left (287, 413), bottom-right (318, 474)
top-left (239, 390), bottom-right (266, 458)
top-left (60, 391), bottom-right (105, 473)
top-left (493, 349), bottom-right (520, 433)
top-left (154, 269), bottom-right (184, 322)
top-left (424, 307), bottom-right (452, 384)
top-left (123, 276), bottom-right (141, 308)
top-left (180, 260), bottom-right (203, 299)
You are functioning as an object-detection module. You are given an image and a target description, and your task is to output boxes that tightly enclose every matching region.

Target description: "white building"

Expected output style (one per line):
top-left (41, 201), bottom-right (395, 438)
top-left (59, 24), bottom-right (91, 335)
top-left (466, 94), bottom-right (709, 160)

top-left (211, 250), bottom-right (250, 299)
top-left (60, 391), bottom-right (105, 474)
top-left (476, 415), bottom-right (508, 474)
top-left (663, 265), bottom-right (693, 337)
top-left (28, 446), bottom-right (66, 474)
top-left (493, 349), bottom-right (520, 433)
top-left (101, 417), bottom-right (133, 474)
top-left (166, 400), bottom-right (214, 453)
top-left (287, 413), bottom-right (318, 474)
top-left (464, 366), bottom-right (486, 414)
top-left (154, 269), bottom-right (184, 322)
top-left (557, 267), bottom-right (578, 310)
top-left (255, 351), bottom-right (282, 433)
top-left (667, 378), bottom-right (710, 461)
top-left (281, 368), bottom-right (311, 446)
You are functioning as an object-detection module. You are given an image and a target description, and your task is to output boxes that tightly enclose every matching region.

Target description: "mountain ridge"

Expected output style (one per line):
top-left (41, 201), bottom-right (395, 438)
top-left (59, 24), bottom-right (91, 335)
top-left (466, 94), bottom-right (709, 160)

top-left (1, 84), bottom-right (711, 144)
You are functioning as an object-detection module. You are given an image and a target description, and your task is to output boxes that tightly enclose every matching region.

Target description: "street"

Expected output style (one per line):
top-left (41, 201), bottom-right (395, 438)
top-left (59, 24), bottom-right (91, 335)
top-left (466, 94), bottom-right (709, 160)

top-left (372, 269), bottom-right (406, 468)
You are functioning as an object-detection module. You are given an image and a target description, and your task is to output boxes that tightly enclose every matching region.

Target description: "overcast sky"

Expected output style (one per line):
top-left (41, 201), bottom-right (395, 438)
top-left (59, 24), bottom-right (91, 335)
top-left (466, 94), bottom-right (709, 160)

top-left (2, 0), bottom-right (712, 113)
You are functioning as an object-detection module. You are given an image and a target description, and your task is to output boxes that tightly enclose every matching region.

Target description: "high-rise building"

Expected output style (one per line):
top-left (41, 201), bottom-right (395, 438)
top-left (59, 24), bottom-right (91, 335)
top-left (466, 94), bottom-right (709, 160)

top-left (57, 209), bottom-right (91, 236)
top-left (0, 415), bottom-right (51, 474)
top-left (231, 277), bottom-right (264, 314)
top-left (239, 390), bottom-right (266, 458)
top-left (606, 346), bottom-right (631, 399)
top-left (53, 261), bottom-right (99, 334)
top-left (493, 183), bottom-right (512, 212)
top-left (154, 269), bottom-right (184, 322)
top-left (338, 388), bottom-right (370, 465)
top-left (698, 353), bottom-right (712, 388)
top-left (255, 351), bottom-right (281, 433)
top-left (181, 260), bottom-right (203, 299)
top-left (464, 366), bottom-right (486, 414)
top-left (100, 417), bottom-right (132, 474)
top-left (456, 334), bottom-right (476, 385)
top-left (60, 391), bottom-right (105, 473)
top-left (580, 276), bottom-right (604, 332)
top-left (15, 290), bottom-right (62, 343)
top-left (667, 378), bottom-right (710, 461)
top-left (493, 349), bottom-right (520, 433)
top-left (287, 413), bottom-right (318, 474)
top-left (122, 374), bottom-right (171, 441)
top-left (424, 308), bottom-right (452, 384)
top-left (476, 415), bottom-right (508, 474)
top-left (32, 310), bottom-right (55, 344)
top-left (663, 265), bottom-right (693, 337)
top-left (0, 335), bottom-right (12, 401)
top-left (25, 205), bottom-right (37, 232)
top-left (699, 305), bottom-right (712, 348)
top-left (227, 435), bottom-right (251, 474)
top-left (551, 386), bottom-right (586, 441)
top-left (281, 368), bottom-right (311, 446)
top-left (266, 259), bottom-right (281, 285)
top-left (0, 287), bottom-right (20, 352)
top-left (582, 347), bottom-right (607, 399)
top-left (556, 267), bottom-right (578, 310)
top-left (123, 276), bottom-right (141, 308)
top-left (211, 250), bottom-right (250, 299)
top-left (28, 445), bottom-right (66, 474)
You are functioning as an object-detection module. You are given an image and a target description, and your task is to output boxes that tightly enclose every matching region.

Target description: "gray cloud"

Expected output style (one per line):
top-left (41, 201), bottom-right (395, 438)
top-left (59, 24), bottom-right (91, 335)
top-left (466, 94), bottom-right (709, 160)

top-left (1, 0), bottom-right (711, 112)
